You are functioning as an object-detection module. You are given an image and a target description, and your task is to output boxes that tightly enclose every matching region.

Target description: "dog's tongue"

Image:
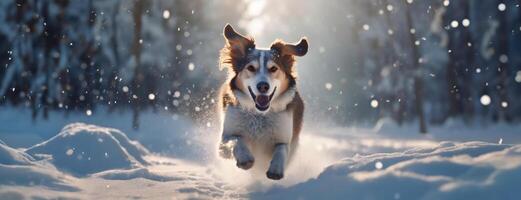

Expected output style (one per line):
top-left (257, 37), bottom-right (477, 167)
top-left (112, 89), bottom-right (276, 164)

top-left (255, 95), bottom-right (270, 107)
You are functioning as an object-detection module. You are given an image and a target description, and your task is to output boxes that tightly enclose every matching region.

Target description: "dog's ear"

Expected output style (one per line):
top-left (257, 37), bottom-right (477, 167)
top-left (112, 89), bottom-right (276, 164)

top-left (270, 37), bottom-right (308, 57)
top-left (223, 24), bottom-right (254, 58)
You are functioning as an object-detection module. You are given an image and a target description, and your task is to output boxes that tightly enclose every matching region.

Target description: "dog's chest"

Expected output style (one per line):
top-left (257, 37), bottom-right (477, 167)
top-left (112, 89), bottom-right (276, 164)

top-left (223, 107), bottom-right (293, 143)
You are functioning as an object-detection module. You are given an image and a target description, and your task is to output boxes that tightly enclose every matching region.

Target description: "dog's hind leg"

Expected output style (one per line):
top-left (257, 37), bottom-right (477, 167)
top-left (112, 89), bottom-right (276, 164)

top-left (220, 135), bottom-right (255, 170)
top-left (266, 143), bottom-right (288, 180)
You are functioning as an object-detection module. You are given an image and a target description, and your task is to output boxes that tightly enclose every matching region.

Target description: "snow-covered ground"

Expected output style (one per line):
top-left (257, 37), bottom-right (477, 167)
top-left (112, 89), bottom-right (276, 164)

top-left (1, 107), bottom-right (521, 199)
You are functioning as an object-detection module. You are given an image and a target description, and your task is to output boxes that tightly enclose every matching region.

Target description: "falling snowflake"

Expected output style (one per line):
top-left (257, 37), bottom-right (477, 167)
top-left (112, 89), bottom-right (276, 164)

top-left (450, 20), bottom-right (459, 28)
top-left (188, 63), bottom-right (195, 71)
top-left (375, 161), bottom-right (383, 169)
top-left (325, 83), bottom-right (333, 90)
top-left (480, 95), bottom-right (491, 106)
top-left (371, 99), bottom-right (379, 108)
top-left (498, 3), bottom-right (506, 11)
top-left (66, 149), bottom-right (74, 156)
top-left (148, 93), bottom-right (156, 100)
top-left (462, 19), bottom-right (470, 27)
top-left (162, 10), bottom-right (170, 19)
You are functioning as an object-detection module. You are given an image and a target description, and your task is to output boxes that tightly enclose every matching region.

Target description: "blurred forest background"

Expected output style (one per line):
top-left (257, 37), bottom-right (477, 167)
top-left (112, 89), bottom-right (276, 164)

top-left (0, 0), bottom-right (520, 133)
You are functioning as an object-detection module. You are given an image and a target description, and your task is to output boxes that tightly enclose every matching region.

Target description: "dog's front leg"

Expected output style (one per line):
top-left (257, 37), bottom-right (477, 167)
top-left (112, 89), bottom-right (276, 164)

top-left (220, 135), bottom-right (255, 170)
top-left (233, 136), bottom-right (255, 170)
top-left (266, 143), bottom-right (288, 180)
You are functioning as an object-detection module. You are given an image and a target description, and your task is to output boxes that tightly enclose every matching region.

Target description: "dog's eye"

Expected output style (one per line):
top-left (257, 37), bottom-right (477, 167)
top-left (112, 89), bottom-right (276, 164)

top-left (246, 65), bottom-right (256, 72)
top-left (269, 66), bottom-right (278, 73)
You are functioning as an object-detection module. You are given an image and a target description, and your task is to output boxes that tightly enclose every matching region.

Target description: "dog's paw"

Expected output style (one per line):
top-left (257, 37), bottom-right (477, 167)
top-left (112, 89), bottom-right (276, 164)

top-left (266, 171), bottom-right (284, 180)
top-left (236, 157), bottom-right (254, 170)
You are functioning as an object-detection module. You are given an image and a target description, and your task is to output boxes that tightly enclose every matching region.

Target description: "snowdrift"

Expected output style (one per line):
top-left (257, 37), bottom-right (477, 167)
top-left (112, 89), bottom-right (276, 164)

top-left (1, 123), bottom-right (180, 198)
top-left (256, 141), bottom-right (521, 200)
top-left (3, 120), bottom-right (521, 199)
top-left (0, 141), bottom-right (34, 165)
top-left (26, 123), bottom-right (149, 175)
top-left (0, 141), bottom-right (78, 191)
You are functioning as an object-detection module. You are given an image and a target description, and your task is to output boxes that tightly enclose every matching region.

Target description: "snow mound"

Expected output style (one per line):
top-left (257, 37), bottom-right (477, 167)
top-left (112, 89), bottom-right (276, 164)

top-left (256, 141), bottom-right (521, 200)
top-left (0, 164), bottom-right (78, 192)
top-left (93, 167), bottom-right (178, 182)
top-left (26, 123), bottom-right (149, 175)
top-left (0, 142), bottom-right (34, 165)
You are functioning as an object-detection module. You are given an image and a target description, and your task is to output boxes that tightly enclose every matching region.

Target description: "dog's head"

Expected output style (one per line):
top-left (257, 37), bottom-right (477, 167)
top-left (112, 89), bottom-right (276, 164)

top-left (220, 24), bottom-right (308, 113)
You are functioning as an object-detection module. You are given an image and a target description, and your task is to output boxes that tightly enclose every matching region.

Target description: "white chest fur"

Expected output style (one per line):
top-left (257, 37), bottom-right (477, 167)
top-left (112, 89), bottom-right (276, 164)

top-left (222, 107), bottom-right (293, 146)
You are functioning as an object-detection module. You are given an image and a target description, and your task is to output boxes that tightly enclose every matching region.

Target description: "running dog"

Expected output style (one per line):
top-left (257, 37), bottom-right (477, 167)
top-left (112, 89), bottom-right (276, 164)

top-left (217, 24), bottom-right (308, 180)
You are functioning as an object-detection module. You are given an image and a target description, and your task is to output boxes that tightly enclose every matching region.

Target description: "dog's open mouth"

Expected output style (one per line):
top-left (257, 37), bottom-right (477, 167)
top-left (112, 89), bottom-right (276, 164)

top-left (248, 86), bottom-right (276, 111)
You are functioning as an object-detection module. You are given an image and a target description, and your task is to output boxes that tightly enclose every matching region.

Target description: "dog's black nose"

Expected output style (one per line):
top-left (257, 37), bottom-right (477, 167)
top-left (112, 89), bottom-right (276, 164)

top-left (257, 82), bottom-right (270, 93)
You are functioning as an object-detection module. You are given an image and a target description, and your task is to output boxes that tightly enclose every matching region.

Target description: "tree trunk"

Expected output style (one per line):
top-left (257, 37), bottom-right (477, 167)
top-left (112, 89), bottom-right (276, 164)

top-left (381, 0), bottom-right (406, 125)
top-left (131, 0), bottom-right (145, 129)
top-left (108, 0), bottom-right (121, 112)
top-left (404, 1), bottom-right (427, 133)
top-left (42, 0), bottom-right (50, 119)
top-left (496, 0), bottom-right (510, 122)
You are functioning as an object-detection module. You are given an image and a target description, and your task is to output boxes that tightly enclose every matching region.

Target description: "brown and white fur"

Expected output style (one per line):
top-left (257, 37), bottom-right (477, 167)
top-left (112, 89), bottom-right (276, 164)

top-left (217, 24), bottom-right (308, 180)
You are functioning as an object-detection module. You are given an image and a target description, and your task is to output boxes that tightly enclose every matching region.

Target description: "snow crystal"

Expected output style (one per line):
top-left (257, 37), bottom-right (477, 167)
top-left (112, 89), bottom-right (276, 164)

top-left (148, 93), bottom-right (155, 101)
top-left (173, 100), bottom-right (180, 107)
top-left (375, 161), bottom-right (383, 169)
top-left (501, 101), bottom-right (508, 108)
top-left (325, 83), bottom-right (333, 90)
top-left (386, 5), bottom-right (393, 11)
top-left (188, 63), bottom-right (195, 71)
top-left (371, 99), bottom-right (379, 108)
top-left (86, 110), bottom-right (92, 116)
top-left (515, 71), bottom-right (521, 83)
top-left (499, 54), bottom-right (508, 63)
top-left (362, 24), bottom-right (370, 31)
top-left (450, 20), bottom-right (459, 28)
top-left (462, 19), bottom-right (470, 27)
top-left (480, 95), bottom-right (491, 106)
top-left (66, 149), bottom-right (74, 156)
top-left (498, 3), bottom-right (506, 11)
top-left (443, 0), bottom-right (450, 6)
top-left (174, 91), bottom-right (181, 98)
top-left (162, 10), bottom-right (170, 19)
